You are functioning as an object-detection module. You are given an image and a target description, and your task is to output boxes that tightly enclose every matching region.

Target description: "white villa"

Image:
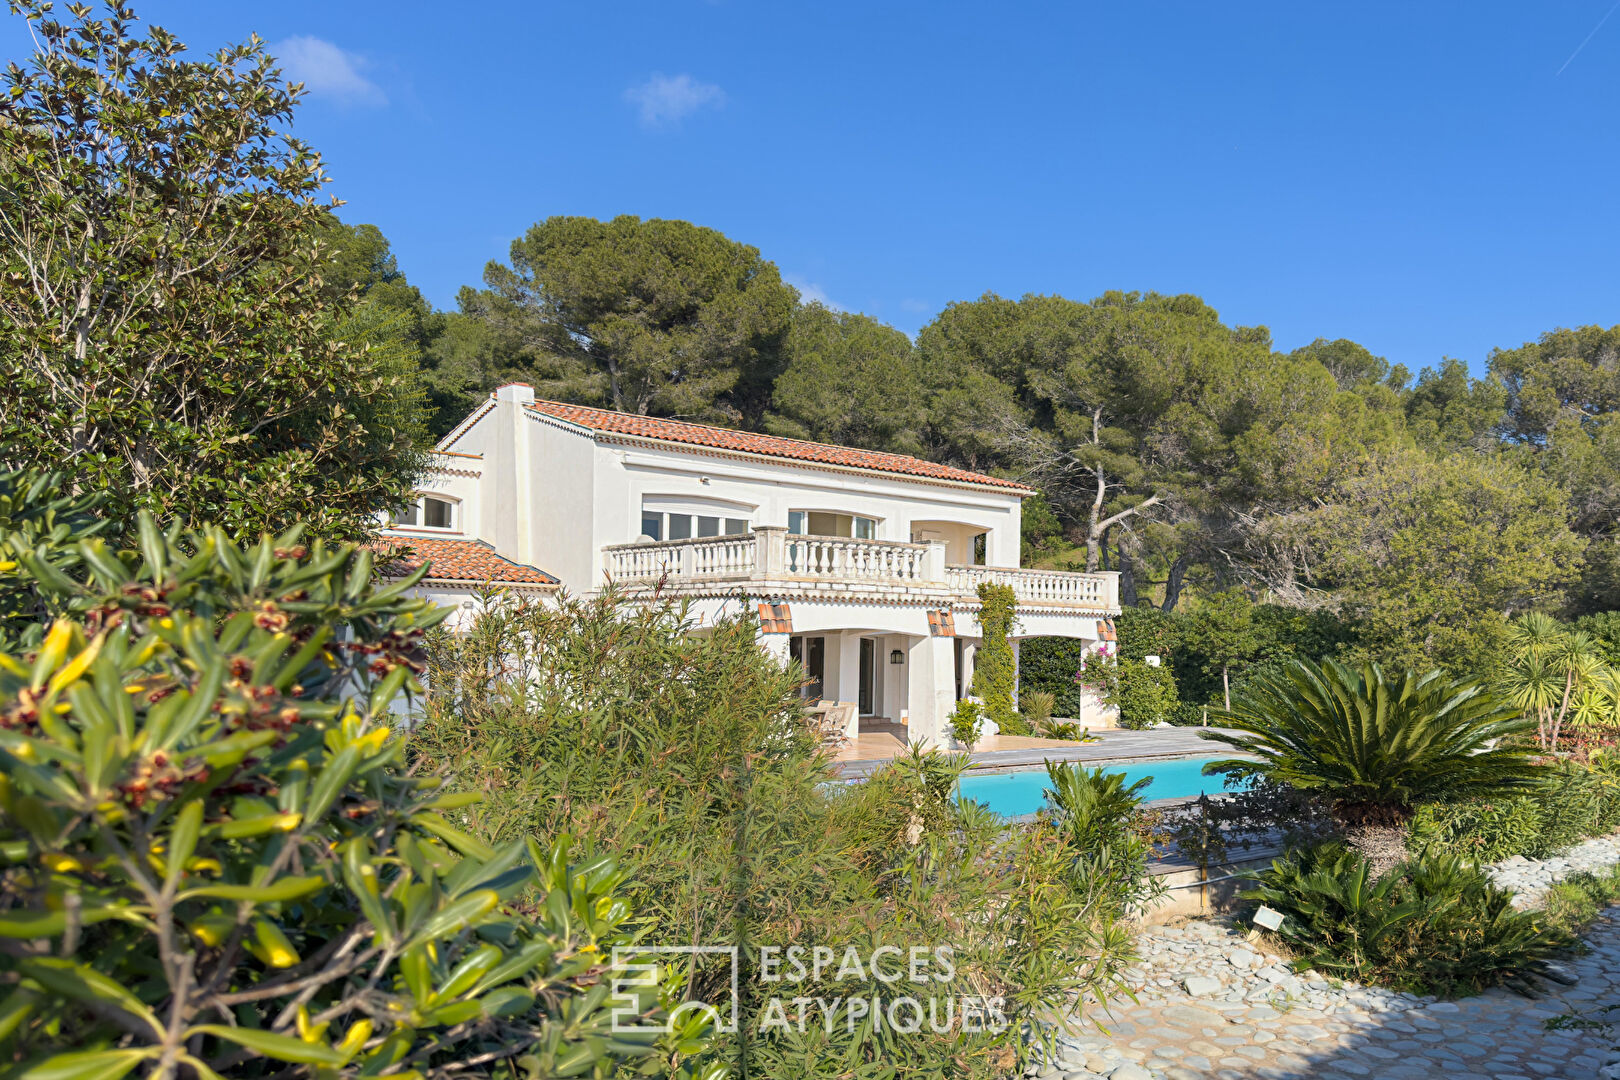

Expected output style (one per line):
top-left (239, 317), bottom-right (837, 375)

top-left (379, 382), bottom-right (1121, 747)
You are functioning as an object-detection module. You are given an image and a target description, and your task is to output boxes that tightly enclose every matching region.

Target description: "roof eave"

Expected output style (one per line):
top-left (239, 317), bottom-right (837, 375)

top-left (584, 428), bottom-right (1035, 497)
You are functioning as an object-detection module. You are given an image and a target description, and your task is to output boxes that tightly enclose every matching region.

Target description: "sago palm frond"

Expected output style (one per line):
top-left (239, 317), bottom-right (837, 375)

top-left (1200, 658), bottom-right (1545, 823)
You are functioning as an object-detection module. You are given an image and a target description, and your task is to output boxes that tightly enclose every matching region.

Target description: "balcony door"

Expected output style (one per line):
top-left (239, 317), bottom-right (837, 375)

top-left (858, 637), bottom-right (876, 715)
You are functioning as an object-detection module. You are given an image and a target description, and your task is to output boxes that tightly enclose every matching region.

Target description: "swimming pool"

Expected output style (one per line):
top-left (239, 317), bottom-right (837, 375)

top-left (955, 756), bottom-right (1238, 817)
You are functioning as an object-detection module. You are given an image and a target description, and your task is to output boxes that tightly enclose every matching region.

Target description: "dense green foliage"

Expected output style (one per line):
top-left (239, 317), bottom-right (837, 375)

top-left (1540, 864), bottom-right (1620, 938)
top-left (409, 592), bottom-right (1139, 1077)
top-left (1246, 845), bottom-right (1572, 997)
top-left (948, 697), bottom-right (984, 749)
top-left (971, 584), bottom-right (1018, 732)
top-left (433, 215), bottom-right (797, 427)
top-left (1021, 604), bottom-right (1362, 724)
top-left (1410, 756), bottom-right (1620, 862)
top-left (1041, 764), bottom-right (1160, 920)
top-left (1203, 660), bottom-right (1545, 869)
top-left (0, 3), bottom-right (426, 541)
top-left (0, 488), bottom-right (714, 1079)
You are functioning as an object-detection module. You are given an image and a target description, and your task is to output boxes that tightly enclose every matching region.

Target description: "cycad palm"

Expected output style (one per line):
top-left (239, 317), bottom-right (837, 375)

top-left (1202, 659), bottom-right (1545, 874)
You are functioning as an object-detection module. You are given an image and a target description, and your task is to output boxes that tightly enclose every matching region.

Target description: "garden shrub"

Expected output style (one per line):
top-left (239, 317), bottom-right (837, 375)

top-left (0, 505), bottom-right (716, 1079)
top-left (949, 697), bottom-right (984, 749)
top-left (1541, 864), bottom-right (1620, 936)
top-left (414, 591), bottom-right (1137, 1078)
top-left (1408, 797), bottom-right (1547, 862)
top-left (1103, 658), bottom-right (1181, 729)
top-left (1041, 764), bottom-right (1162, 919)
top-left (1023, 690), bottom-right (1056, 729)
top-left (1246, 844), bottom-right (1572, 997)
top-left (1528, 762), bottom-right (1609, 857)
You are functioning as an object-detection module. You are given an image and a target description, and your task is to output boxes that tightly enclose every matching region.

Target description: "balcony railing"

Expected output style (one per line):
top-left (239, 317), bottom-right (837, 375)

top-left (601, 527), bottom-right (1119, 611)
top-left (945, 565), bottom-right (1112, 608)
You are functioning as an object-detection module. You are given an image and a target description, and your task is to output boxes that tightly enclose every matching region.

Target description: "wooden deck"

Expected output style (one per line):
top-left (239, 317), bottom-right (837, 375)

top-left (832, 724), bottom-right (1234, 778)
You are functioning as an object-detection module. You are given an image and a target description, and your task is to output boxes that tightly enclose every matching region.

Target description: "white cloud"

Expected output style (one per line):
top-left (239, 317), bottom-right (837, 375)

top-left (786, 275), bottom-right (842, 312)
top-left (624, 73), bottom-right (725, 127)
top-left (274, 35), bottom-right (387, 107)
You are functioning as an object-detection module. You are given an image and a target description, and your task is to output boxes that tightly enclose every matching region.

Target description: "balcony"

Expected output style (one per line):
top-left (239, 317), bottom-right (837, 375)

top-left (600, 526), bottom-right (1119, 612)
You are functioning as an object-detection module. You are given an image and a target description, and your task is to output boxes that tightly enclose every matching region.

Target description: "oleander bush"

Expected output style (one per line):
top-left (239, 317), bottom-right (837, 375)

top-left (1246, 844), bottom-right (1572, 997)
top-left (1409, 756), bottom-right (1620, 862)
top-left (1041, 764), bottom-right (1162, 920)
top-left (0, 497), bottom-right (719, 1080)
top-left (412, 592), bottom-right (1139, 1078)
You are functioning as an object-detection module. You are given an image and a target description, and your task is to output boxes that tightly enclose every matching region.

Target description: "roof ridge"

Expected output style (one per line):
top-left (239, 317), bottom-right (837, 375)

top-left (529, 398), bottom-right (936, 461)
top-left (524, 398), bottom-right (1033, 493)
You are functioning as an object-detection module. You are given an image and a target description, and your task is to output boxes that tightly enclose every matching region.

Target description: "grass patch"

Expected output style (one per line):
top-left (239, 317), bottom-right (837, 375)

top-left (1540, 862), bottom-right (1620, 937)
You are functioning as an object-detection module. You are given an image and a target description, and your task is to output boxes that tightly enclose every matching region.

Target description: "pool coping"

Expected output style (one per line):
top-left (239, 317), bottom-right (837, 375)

top-left (832, 727), bottom-right (1246, 780)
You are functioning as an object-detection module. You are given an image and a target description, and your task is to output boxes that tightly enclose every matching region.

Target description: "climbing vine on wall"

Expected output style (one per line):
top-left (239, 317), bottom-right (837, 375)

top-left (972, 582), bottom-right (1020, 731)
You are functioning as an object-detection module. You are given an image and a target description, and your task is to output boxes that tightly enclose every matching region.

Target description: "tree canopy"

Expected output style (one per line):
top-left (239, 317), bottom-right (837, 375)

top-left (0, 2), bottom-right (425, 540)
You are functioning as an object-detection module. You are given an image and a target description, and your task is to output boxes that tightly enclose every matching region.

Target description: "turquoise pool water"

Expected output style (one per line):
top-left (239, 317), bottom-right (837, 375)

top-left (955, 756), bottom-right (1235, 817)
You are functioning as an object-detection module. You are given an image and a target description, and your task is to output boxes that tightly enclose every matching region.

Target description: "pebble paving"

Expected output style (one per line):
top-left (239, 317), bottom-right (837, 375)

top-left (1033, 836), bottom-right (1620, 1080)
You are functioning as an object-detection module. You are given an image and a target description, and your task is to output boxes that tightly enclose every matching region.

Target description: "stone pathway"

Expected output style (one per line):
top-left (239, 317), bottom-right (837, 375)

top-left (1038, 836), bottom-right (1620, 1080)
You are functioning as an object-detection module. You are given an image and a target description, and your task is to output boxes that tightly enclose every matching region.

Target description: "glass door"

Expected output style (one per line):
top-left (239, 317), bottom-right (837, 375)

top-left (858, 637), bottom-right (876, 715)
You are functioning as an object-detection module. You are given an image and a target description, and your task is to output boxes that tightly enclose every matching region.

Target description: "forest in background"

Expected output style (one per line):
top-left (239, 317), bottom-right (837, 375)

top-left (325, 212), bottom-right (1620, 686)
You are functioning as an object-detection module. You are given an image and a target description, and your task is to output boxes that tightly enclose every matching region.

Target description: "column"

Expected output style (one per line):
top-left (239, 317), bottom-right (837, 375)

top-left (834, 631), bottom-right (862, 712)
top-left (906, 634), bottom-right (957, 749)
top-left (1011, 638), bottom-right (1021, 710)
top-left (760, 631), bottom-right (791, 668)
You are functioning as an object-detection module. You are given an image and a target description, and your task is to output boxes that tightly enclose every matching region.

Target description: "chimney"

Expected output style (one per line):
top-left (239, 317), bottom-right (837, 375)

top-left (494, 382), bottom-right (535, 405)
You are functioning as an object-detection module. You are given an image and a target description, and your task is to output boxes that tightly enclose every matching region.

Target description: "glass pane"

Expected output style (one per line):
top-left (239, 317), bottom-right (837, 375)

top-left (393, 501), bottom-right (419, 526)
top-left (973, 532), bottom-right (988, 565)
top-left (807, 511), bottom-right (841, 537)
top-left (854, 517), bottom-right (875, 540)
top-left (697, 516), bottom-right (720, 537)
top-left (423, 498), bottom-right (453, 529)
top-left (725, 518), bottom-right (748, 536)
top-left (640, 513), bottom-right (663, 540)
top-left (788, 511), bottom-right (806, 535)
top-left (668, 514), bottom-right (692, 540)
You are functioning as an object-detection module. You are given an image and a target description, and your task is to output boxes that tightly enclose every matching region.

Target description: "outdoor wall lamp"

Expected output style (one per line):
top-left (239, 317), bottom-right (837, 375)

top-left (890, 649), bottom-right (904, 665)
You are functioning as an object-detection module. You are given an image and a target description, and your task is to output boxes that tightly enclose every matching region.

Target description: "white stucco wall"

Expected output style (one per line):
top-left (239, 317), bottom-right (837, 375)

top-left (436, 384), bottom-right (1030, 595)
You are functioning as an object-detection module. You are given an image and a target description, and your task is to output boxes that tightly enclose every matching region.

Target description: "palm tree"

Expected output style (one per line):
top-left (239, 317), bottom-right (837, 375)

top-left (1500, 653), bottom-right (1561, 750)
top-left (1201, 658), bottom-right (1546, 875)
top-left (1546, 630), bottom-right (1603, 752)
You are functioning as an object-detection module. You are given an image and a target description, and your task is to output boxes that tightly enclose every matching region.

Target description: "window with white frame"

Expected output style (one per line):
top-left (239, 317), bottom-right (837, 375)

top-left (788, 510), bottom-right (877, 539)
top-left (638, 496), bottom-right (753, 541)
top-left (393, 494), bottom-right (458, 530)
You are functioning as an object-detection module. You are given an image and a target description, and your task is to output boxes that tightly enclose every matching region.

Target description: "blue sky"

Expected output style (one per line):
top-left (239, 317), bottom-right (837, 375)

top-left (12, 2), bottom-right (1620, 374)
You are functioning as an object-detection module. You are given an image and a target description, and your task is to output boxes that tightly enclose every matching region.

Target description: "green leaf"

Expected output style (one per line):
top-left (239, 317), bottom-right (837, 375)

top-left (180, 874), bottom-right (325, 903)
top-left (410, 812), bottom-right (495, 862)
top-left (187, 1025), bottom-right (346, 1065)
top-left (166, 799), bottom-right (203, 893)
top-left (16, 958), bottom-right (163, 1037)
top-left (405, 890), bottom-right (499, 948)
top-left (0, 909), bottom-right (68, 938)
top-left (304, 743), bottom-right (361, 823)
top-left (19, 1049), bottom-right (156, 1080)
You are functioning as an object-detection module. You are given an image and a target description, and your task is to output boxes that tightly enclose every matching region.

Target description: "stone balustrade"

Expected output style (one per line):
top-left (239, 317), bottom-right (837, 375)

top-left (601, 527), bottom-right (1118, 610)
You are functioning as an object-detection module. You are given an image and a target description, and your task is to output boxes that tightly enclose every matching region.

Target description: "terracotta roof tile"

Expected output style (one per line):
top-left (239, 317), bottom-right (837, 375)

top-left (372, 535), bottom-right (559, 586)
top-left (526, 399), bottom-right (1034, 493)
